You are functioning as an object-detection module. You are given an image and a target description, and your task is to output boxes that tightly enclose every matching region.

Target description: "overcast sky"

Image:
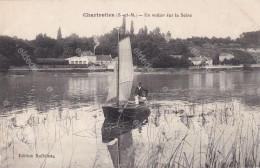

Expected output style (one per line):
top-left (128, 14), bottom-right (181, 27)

top-left (0, 0), bottom-right (259, 40)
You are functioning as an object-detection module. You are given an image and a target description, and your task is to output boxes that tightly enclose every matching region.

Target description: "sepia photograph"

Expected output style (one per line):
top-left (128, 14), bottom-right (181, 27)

top-left (0, 0), bottom-right (260, 167)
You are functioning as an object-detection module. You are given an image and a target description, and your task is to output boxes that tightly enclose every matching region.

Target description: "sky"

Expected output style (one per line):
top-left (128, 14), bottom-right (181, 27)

top-left (0, 0), bottom-right (260, 40)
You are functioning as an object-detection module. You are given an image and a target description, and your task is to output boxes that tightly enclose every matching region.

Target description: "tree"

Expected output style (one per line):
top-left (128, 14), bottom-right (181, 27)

top-left (32, 34), bottom-right (56, 58)
top-left (138, 28), bottom-right (144, 35)
top-left (130, 20), bottom-right (134, 35)
top-left (0, 55), bottom-right (10, 72)
top-left (62, 34), bottom-right (81, 57)
top-left (121, 16), bottom-right (126, 35)
top-left (144, 26), bottom-right (148, 35)
top-left (152, 27), bottom-right (161, 35)
top-left (57, 27), bottom-right (62, 40)
top-left (237, 31), bottom-right (260, 47)
top-left (166, 31), bottom-right (171, 42)
top-left (213, 56), bottom-right (220, 65)
top-left (95, 28), bottom-right (119, 57)
top-left (167, 39), bottom-right (188, 55)
top-left (0, 36), bottom-right (34, 66)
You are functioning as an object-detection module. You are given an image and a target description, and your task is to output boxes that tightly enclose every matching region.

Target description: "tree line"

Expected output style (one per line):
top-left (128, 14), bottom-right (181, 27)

top-left (1, 20), bottom-right (259, 71)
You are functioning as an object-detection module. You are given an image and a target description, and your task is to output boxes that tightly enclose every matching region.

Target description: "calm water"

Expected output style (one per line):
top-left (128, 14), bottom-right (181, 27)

top-left (0, 70), bottom-right (260, 168)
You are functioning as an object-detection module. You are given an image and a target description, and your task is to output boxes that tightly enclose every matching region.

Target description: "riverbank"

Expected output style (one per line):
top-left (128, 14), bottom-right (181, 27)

top-left (8, 66), bottom-right (113, 73)
top-left (5, 64), bottom-right (260, 73)
top-left (190, 64), bottom-right (260, 70)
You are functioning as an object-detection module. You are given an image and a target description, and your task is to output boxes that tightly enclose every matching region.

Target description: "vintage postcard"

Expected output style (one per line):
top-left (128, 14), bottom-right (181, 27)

top-left (0, 0), bottom-right (260, 167)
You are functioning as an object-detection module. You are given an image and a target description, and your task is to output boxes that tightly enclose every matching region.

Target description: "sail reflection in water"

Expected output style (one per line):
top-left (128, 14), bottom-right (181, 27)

top-left (102, 108), bottom-right (151, 168)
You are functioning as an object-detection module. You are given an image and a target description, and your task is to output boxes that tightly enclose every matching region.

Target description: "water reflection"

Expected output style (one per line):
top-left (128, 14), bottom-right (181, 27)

top-left (1, 71), bottom-right (260, 112)
top-left (205, 73), bottom-right (214, 88)
top-left (102, 108), bottom-right (150, 168)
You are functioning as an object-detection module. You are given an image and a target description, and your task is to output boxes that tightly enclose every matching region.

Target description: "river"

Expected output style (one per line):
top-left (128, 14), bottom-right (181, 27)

top-left (0, 70), bottom-right (260, 168)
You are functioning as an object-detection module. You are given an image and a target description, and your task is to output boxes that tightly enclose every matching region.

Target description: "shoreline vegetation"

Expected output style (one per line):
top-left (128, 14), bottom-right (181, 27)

top-left (1, 18), bottom-right (260, 73)
top-left (144, 101), bottom-right (260, 168)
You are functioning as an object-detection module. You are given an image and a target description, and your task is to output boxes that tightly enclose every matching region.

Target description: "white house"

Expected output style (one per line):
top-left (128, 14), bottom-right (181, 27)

top-left (66, 51), bottom-right (96, 64)
top-left (219, 53), bottom-right (235, 62)
top-left (189, 57), bottom-right (203, 66)
top-left (247, 48), bottom-right (260, 53)
top-left (96, 54), bottom-right (113, 65)
top-left (66, 51), bottom-right (116, 67)
top-left (189, 56), bottom-right (213, 66)
top-left (106, 57), bottom-right (118, 69)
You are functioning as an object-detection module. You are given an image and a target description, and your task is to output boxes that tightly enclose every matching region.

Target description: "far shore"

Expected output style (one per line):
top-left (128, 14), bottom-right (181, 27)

top-left (2, 64), bottom-right (260, 74)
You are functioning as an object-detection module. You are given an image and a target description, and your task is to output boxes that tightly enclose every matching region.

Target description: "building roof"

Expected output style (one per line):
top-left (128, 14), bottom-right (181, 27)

top-left (204, 57), bottom-right (213, 61)
top-left (81, 51), bottom-right (95, 56)
top-left (189, 57), bottom-right (204, 61)
top-left (113, 57), bottom-right (118, 61)
top-left (96, 55), bottom-right (112, 61)
top-left (219, 53), bottom-right (234, 57)
top-left (65, 56), bottom-right (80, 60)
top-left (36, 58), bottom-right (68, 62)
top-left (65, 52), bottom-right (113, 61)
top-left (170, 55), bottom-right (182, 58)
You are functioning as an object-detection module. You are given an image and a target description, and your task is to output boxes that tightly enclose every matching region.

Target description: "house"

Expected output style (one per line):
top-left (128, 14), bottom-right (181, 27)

top-left (247, 48), bottom-right (260, 53)
top-left (66, 51), bottom-right (116, 67)
top-left (66, 56), bottom-right (95, 65)
top-left (189, 57), bottom-right (204, 66)
top-left (219, 53), bottom-right (235, 62)
top-left (107, 57), bottom-right (117, 69)
top-left (96, 54), bottom-right (113, 65)
top-left (170, 55), bottom-right (182, 59)
top-left (189, 56), bottom-right (213, 66)
top-left (66, 51), bottom-right (96, 64)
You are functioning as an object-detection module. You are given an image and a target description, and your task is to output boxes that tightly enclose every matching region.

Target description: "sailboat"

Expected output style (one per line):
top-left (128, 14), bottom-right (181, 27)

top-left (102, 36), bottom-right (150, 120)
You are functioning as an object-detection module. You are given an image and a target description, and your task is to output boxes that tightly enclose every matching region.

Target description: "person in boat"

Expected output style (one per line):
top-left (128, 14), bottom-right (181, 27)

top-left (134, 82), bottom-right (148, 104)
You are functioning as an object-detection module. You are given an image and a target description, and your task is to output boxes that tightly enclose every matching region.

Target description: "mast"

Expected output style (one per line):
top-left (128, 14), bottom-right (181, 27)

top-left (118, 137), bottom-right (121, 167)
top-left (117, 28), bottom-right (120, 106)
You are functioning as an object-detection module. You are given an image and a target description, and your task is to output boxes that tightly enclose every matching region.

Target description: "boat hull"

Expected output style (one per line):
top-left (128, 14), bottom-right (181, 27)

top-left (101, 104), bottom-right (151, 143)
top-left (102, 104), bottom-right (150, 121)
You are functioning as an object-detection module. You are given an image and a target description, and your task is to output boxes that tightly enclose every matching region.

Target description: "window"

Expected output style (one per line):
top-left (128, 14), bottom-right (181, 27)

top-left (75, 61), bottom-right (78, 64)
top-left (79, 61), bottom-right (82, 64)
top-left (83, 61), bottom-right (86, 64)
top-left (71, 61), bottom-right (74, 64)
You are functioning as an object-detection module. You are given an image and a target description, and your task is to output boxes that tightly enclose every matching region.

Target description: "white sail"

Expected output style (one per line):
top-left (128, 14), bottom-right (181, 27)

top-left (106, 37), bottom-right (134, 103)
top-left (106, 63), bottom-right (118, 103)
top-left (118, 37), bottom-right (134, 101)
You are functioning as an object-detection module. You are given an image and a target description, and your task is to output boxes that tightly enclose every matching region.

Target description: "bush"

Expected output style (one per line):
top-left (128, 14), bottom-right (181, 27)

top-left (243, 64), bottom-right (252, 71)
top-left (151, 56), bottom-right (192, 68)
top-left (0, 55), bottom-right (10, 72)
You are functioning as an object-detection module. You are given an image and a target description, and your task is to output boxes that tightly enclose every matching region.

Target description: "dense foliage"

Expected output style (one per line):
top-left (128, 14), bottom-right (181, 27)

top-left (221, 50), bottom-right (256, 65)
top-left (0, 55), bottom-right (9, 72)
top-left (0, 21), bottom-right (259, 69)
